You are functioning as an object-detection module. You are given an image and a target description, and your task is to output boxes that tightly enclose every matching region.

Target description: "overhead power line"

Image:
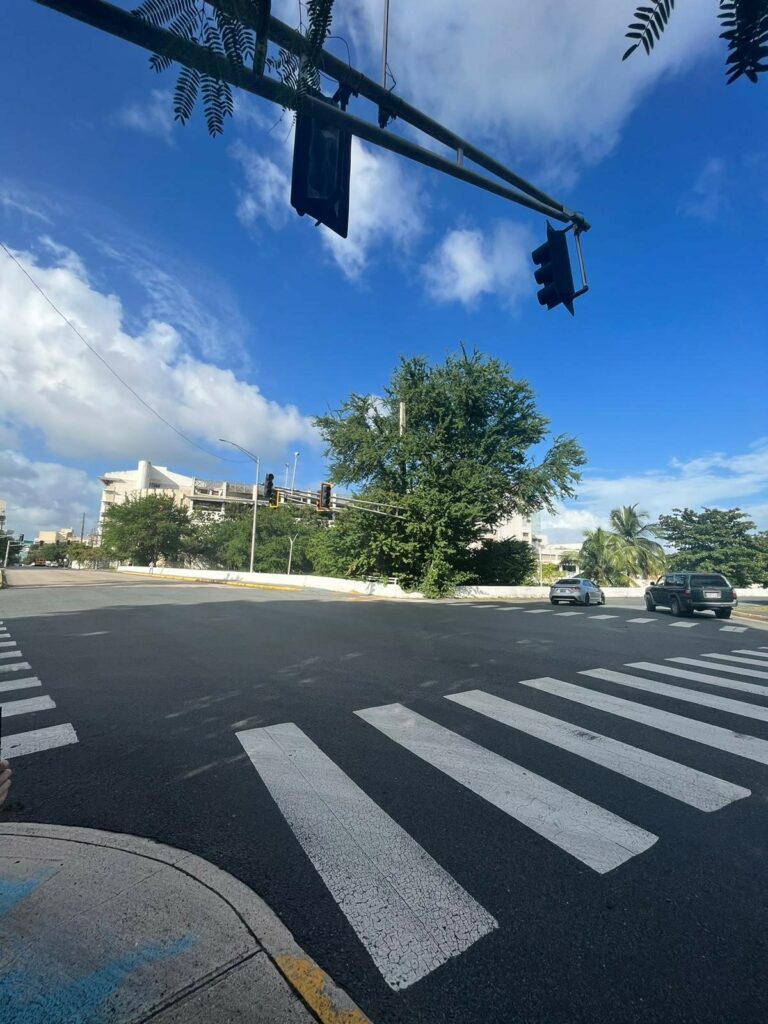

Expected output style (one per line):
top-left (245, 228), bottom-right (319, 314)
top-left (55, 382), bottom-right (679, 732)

top-left (1, 241), bottom-right (248, 464)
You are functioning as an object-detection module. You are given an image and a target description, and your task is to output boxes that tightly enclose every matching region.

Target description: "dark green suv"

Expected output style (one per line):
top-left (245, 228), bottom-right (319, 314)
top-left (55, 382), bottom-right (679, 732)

top-left (645, 572), bottom-right (738, 618)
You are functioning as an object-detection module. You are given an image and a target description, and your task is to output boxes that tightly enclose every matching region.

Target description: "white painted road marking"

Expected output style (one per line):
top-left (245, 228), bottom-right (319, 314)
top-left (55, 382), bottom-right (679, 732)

top-left (523, 609), bottom-right (551, 614)
top-left (356, 703), bottom-right (657, 874)
top-left (0, 633), bottom-right (11, 640)
top-left (520, 676), bottom-right (768, 766)
top-left (0, 695), bottom-right (56, 718)
top-left (447, 689), bottom-right (749, 812)
top-left (669, 657), bottom-right (768, 681)
top-left (627, 618), bottom-right (656, 624)
top-left (0, 677), bottom-right (42, 694)
top-left (1, 723), bottom-right (79, 759)
top-left (589, 615), bottom-right (618, 620)
top-left (581, 668), bottom-right (768, 725)
top-left (237, 722), bottom-right (497, 991)
top-left (670, 622), bottom-right (698, 628)
top-left (627, 661), bottom-right (768, 699)
top-left (699, 652), bottom-right (768, 669)
top-left (0, 641), bottom-right (17, 648)
top-left (733, 649), bottom-right (768, 658)
top-left (0, 651), bottom-right (22, 660)
top-left (0, 662), bottom-right (31, 674)
top-left (555, 612), bottom-right (582, 616)
top-left (720, 626), bottom-right (747, 633)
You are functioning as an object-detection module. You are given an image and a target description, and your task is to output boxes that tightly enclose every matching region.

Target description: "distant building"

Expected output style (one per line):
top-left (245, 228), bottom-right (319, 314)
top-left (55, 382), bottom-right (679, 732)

top-left (492, 512), bottom-right (534, 545)
top-left (0, 499), bottom-right (6, 533)
top-left (35, 528), bottom-right (75, 545)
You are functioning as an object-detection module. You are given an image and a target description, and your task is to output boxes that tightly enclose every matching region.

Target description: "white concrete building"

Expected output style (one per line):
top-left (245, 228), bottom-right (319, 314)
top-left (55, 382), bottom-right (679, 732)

top-left (35, 528), bottom-right (75, 545)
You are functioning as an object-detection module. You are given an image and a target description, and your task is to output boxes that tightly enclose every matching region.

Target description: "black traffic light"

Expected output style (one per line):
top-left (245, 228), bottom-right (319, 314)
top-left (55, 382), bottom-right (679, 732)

top-left (291, 108), bottom-right (351, 238)
top-left (531, 222), bottom-right (576, 315)
top-left (264, 473), bottom-right (275, 504)
top-left (318, 482), bottom-right (332, 510)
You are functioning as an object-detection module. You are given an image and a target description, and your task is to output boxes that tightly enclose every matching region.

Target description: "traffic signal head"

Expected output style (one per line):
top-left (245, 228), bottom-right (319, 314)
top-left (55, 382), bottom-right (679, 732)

top-left (318, 482), bottom-right (332, 510)
top-left (291, 109), bottom-right (351, 238)
top-left (264, 473), bottom-right (275, 501)
top-left (531, 222), bottom-right (576, 315)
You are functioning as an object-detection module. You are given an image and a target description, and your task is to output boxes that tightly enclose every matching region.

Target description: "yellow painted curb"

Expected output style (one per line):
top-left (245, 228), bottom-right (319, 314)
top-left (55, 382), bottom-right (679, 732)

top-left (275, 955), bottom-right (371, 1024)
top-left (122, 572), bottom-right (300, 592)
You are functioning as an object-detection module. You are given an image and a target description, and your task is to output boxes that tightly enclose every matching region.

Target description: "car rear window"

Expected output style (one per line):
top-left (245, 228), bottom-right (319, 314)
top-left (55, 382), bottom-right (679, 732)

top-left (556, 579), bottom-right (581, 585)
top-left (691, 574), bottom-right (730, 587)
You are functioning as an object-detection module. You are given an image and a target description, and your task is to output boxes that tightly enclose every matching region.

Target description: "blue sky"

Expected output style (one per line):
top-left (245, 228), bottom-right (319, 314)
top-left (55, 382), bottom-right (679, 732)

top-left (1, 0), bottom-right (767, 542)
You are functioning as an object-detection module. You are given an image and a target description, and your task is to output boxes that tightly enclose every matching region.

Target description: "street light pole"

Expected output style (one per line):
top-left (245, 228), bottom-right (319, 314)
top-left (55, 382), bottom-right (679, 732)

top-left (290, 451), bottom-right (299, 493)
top-left (219, 439), bottom-right (260, 574)
top-left (287, 533), bottom-right (299, 575)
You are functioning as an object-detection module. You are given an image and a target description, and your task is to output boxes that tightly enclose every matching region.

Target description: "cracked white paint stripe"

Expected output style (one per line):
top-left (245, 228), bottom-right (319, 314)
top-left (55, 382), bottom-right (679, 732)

top-left (0, 662), bottom-right (31, 674)
top-left (237, 722), bottom-right (497, 991)
top-left (628, 662), bottom-right (768, 698)
top-left (670, 622), bottom-right (698, 628)
top-left (669, 657), bottom-right (768, 681)
top-left (521, 676), bottom-right (768, 765)
top-left (356, 703), bottom-right (656, 873)
top-left (1, 723), bottom-right (78, 759)
top-left (581, 668), bottom-right (768, 724)
top-left (0, 695), bottom-right (56, 717)
top-left (447, 689), bottom-right (748, 812)
top-left (0, 677), bottom-right (42, 695)
top-left (699, 652), bottom-right (768, 669)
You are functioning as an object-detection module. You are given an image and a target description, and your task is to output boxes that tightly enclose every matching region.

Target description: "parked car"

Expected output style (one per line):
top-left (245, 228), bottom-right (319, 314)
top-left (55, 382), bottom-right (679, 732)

top-left (644, 572), bottom-right (738, 618)
top-left (550, 578), bottom-right (605, 606)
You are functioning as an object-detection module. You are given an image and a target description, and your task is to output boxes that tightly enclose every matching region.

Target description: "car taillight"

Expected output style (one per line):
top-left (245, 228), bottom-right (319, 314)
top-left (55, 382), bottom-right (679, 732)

top-left (732, 589), bottom-right (738, 599)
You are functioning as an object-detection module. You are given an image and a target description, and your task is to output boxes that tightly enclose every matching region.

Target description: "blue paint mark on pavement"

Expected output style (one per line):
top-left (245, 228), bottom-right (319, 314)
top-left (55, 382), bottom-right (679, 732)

top-left (0, 869), bottom-right (57, 917)
top-left (0, 935), bottom-right (196, 1023)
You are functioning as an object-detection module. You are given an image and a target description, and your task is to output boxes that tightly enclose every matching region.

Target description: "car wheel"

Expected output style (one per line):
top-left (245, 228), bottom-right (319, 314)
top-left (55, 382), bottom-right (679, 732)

top-left (583, 593), bottom-right (590, 607)
top-left (645, 594), bottom-right (656, 611)
top-left (600, 593), bottom-right (606, 605)
top-left (715, 608), bottom-right (732, 619)
top-left (670, 596), bottom-right (686, 617)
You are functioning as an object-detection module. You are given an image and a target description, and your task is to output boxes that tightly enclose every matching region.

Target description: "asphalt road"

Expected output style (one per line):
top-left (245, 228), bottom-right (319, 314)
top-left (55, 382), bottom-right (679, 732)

top-left (2, 576), bottom-right (768, 1023)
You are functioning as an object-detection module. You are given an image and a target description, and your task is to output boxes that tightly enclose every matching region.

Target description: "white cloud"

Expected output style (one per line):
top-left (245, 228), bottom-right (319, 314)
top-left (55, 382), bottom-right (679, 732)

top-left (541, 440), bottom-right (768, 543)
top-left (0, 186), bottom-right (52, 224)
top-left (0, 241), bottom-right (319, 471)
top-left (115, 89), bottom-right (175, 144)
top-left (230, 139), bottom-right (292, 230)
top-left (679, 157), bottom-right (728, 222)
top-left (422, 221), bottom-right (533, 306)
top-left (0, 450), bottom-right (102, 538)
top-left (336, 1), bottom-right (716, 172)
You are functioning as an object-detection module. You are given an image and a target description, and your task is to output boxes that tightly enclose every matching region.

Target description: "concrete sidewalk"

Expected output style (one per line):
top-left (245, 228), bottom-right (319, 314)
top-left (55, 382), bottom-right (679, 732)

top-left (0, 824), bottom-right (370, 1023)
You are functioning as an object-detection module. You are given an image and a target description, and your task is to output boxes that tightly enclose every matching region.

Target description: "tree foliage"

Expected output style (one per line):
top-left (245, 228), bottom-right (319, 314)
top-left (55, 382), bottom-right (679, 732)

top-left (101, 494), bottom-right (192, 565)
top-left (0, 532), bottom-right (24, 566)
top-left (575, 505), bottom-right (666, 585)
top-left (654, 506), bottom-right (767, 586)
top-left (464, 538), bottom-right (538, 587)
top-left (133, 0), bottom-right (335, 135)
top-left (193, 504), bottom-right (326, 572)
top-left (623, 1), bottom-right (768, 85)
top-left (313, 348), bottom-right (586, 596)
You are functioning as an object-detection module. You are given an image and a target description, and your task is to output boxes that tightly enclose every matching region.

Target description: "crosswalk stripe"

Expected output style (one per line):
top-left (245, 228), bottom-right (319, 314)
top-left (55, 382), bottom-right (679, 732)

top-left (0, 641), bottom-right (17, 648)
top-left (0, 651), bottom-right (22, 660)
top-left (0, 662), bottom-right (31, 674)
top-left (356, 703), bottom-right (657, 873)
top-left (469, 604), bottom-right (499, 608)
top-left (447, 690), bottom-right (749, 812)
top-left (670, 622), bottom-right (698, 628)
top-left (669, 657), bottom-right (768, 681)
top-left (523, 609), bottom-right (551, 614)
top-left (0, 695), bottom-right (56, 718)
top-left (236, 722), bottom-right (497, 991)
top-left (555, 611), bottom-right (582, 616)
top-left (0, 633), bottom-right (11, 640)
top-left (589, 615), bottom-right (618, 619)
top-left (581, 668), bottom-right (768, 724)
top-left (627, 618), bottom-right (656, 624)
top-left (732, 649), bottom-right (768, 659)
top-left (699, 652), bottom-right (768, 669)
top-left (493, 606), bottom-right (521, 611)
top-left (0, 677), bottom-right (42, 695)
top-left (720, 626), bottom-right (747, 632)
top-left (520, 676), bottom-right (768, 766)
top-left (1, 723), bottom-right (78, 759)
top-left (627, 661), bottom-right (768, 698)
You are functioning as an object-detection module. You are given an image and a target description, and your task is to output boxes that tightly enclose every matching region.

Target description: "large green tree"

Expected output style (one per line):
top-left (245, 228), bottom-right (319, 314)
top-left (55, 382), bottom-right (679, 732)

top-left (654, 506), bottom-right (766, 586)
top-left (313, 348), bottom-right (586, 596)
top-left (576, 527), bottom-right (629, 586)
top-left (194, 503), bottom-right (326, 573)
top-left (101, 494), bottom-right (192, 565)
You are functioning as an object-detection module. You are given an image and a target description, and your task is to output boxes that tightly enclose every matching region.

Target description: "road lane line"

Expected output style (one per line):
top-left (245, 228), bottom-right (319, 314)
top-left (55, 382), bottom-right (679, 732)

top-left (589, 615), bottom-right (619, 620)
top-left (0, 651), bottom-right (22, 660)
top-left (732, 649), bottom-right (768, 658)
top-left (520, 676), bottom-right (768, 766)
top-left (356, 703), bottom-right (657, 873)
top-left (627, 661), bottom-right (768, 698)
top-left (237, 722), bottom-right (497, 991)
top-left (0, 677), bottom-right (42, 694)
top-left (555, 611), bottom-right (582, 616)
top-left (670, 622), bottom-right (698, 628)
top-left (699, 652), bottom-right (768, 669)
top-left (0, 695), bottom-right (56, 718)
top-left (627, 618), bottom-right (656, 624)
top-left (669, 657), bottom-right (768, 681)
top-left (0, 634), bottom-right (11, 640)
top-left (523, 609), bottom-right (551, 614)
top-left (1, 723), bottom-right (78, 759)
top-left (581, 668), bottom-right (768, 724)
top-left (0, 662), bottom-right (31, 674)
top-left (447, 689), bottom-right (748, 812)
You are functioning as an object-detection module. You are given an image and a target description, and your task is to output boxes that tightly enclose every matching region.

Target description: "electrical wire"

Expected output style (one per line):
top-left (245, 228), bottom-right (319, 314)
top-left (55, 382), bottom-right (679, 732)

top-left (1, 241), bottom-right (248, 464)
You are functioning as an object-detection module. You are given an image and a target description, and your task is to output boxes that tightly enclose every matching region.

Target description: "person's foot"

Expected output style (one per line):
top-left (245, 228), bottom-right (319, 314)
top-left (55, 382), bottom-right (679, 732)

top-left (0, 759), bottom-right (12, 810)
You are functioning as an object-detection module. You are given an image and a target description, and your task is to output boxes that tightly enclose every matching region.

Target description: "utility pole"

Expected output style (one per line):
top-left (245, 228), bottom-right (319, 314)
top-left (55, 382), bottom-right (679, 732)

top-left (399, 401), bottom-right (406, 437)
top-left (284, 462), bottom-right (290, 489)
top-left (287, 533), bottom-right (299, 575)
top-left (3, 538), bottom-right (10, 568)
top-left (381, 0), bottom-right (390, 89)
top-left (291, 451), bottom-right (300, 493)
top-left (80, 511), bottom-right (85, 542)
top-left (219, 438), bottom-right (260, 574)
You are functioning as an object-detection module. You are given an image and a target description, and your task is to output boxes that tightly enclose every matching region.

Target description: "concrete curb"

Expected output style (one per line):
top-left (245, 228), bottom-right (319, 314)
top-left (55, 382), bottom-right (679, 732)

top-left (0, 823), bottom-right (371, 1024)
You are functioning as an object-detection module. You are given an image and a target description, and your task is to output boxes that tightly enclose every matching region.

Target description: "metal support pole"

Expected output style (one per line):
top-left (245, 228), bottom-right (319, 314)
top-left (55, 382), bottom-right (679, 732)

top-left (3, 539), bottom-right (10, 568)
top-left (381, 0), bottom-right (390, 88)
top-left (249, 457), bottom-right (260, 574)
top-left (291, 452), bottom-right (299, 493)
top-left (287, 534), bottom-right (298, 575)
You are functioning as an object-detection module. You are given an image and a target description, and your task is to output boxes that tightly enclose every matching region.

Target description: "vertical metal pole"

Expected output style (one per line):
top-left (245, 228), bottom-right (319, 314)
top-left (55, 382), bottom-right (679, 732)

top-left (249, 457), bottom-right (259, 574)
top-left (284, 463), bottom-right (290, 489)
top-left (381, 0), bottom-right (390, 87)
top-left (3, 539), bottom-right (10, 567)
top-left (287, 535), bottom-right (296, 575)
top-left (399, 401), bottom-right (406, 436)
top-left (291, 451), bottom-right (299, 492)
top-left (80, 511), bottom-right (85, 542)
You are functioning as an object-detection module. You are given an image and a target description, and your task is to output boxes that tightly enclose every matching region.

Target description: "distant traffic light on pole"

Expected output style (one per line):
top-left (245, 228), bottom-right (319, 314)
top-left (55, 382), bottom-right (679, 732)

top-left (318, 482), bottom-right (332, 511)
top-left (264, 473), bottom-right (276, 506)
top-left (291, 100), bottom-right (352, 239)
top-left (531, 222), bottom-right (588, 315)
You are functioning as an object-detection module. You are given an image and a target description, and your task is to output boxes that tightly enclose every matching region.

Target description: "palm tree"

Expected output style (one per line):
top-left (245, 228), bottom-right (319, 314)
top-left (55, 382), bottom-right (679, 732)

top-left (608, 505), bottom-right (666, 581)
top-left (577, 527), bottom-right (629, 586)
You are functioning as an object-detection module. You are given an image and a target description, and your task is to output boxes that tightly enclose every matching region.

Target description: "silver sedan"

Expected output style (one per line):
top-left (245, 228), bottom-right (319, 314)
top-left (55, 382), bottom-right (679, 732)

top-left (549, 577), bottom-right (605, 606)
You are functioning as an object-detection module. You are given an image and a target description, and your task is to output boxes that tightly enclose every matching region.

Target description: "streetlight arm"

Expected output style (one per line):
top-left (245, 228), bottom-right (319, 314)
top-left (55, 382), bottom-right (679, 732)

top-left (218, 438), bottom-right (260, 463)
